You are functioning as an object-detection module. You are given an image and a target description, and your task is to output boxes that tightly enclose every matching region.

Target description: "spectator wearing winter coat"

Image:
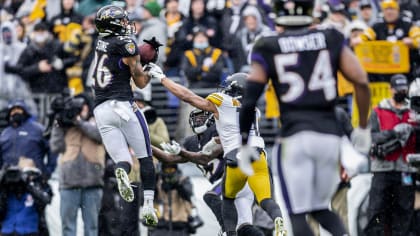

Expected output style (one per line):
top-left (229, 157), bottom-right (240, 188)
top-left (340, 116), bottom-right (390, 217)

top-left (0, 160), bottom-right (52, 236)
top-left (0, 21), bottom-right (37, 116)
top-left (0, 100), bottom-right (57, 179)
top-left (6, 22), bottom-right (77, 94)
top-left (49, 94), bottom-right (105, 236)
top-left (162, 0), bottom-right (186, 76)
top-left (235, 5), bottom-right (272, 71)
top-left (137, 0), bottom-right (167, 67)
top-left (178, 0), bottom-right (221, 50)
top-left (181, 28), bottom-right (224, 89)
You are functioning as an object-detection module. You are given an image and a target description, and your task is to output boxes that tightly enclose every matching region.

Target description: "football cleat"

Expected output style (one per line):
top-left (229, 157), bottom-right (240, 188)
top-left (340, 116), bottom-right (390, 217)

top-left (115, 168), bottom-right (134, 202)
top-left (275, 217), bottom-right (287, 236)
top-left (141, 205), bottom-right (158, 227)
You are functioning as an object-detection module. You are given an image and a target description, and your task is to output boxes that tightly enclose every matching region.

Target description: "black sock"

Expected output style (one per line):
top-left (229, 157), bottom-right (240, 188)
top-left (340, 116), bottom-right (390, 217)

top-left (203, 191), bottom-right (224, 231)
top-left (222, 197), bottom-right (238, 236)
top-left (139, 157), bottom-right (156, 190)
top-left (290, 213), bottom-right (314, 236)
top-left (237, 224), bottom-right (265, 236)
top-left (311, 209), bottom-right (347, 236)
top-left (116, 161), bottom-right (131, 174)
top-left (260, 198), bottom-right (282, 220)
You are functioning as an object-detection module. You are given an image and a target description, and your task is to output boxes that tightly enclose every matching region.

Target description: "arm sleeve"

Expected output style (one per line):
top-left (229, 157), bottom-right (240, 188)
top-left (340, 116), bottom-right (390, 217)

top-left (49, 124), bottom-right (65, 154)
top-left (239, 81), bottom-right (266, 144)
top-left (17, 50), bottom-right (42, 79)
top-left (76, 120), bottom-right (102, 143)
top-left (370, 109), bottom-right (397, 144)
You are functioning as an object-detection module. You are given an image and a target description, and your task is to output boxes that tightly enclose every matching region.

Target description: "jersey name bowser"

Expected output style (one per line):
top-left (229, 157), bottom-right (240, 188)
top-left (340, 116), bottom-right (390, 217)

top-left (92, 35), bottom-right (139, 106)
top-left (251, 27), bottom-right (345, 137)
top-left (206, 92), bottom-right (264, 155)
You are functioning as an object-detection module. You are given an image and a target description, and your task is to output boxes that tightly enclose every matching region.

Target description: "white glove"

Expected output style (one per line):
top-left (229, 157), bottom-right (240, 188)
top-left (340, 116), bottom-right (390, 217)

top-left (144, 62), bottom-right (166, 82)
top-left (237, 145), bottom-right (259, 176)
top-left (160, 140), bottom-right (181, 155)
top-left (201, 137), bottom-right (219, 156)
top-left (350, 127), bottom-right (372, 154)
top-left (340, 136), bottom-right (369, 178)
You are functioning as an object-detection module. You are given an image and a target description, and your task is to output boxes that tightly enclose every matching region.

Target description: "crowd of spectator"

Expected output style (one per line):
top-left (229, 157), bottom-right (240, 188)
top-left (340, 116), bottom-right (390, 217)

top-left (0, 0), bottom-right (420, 235)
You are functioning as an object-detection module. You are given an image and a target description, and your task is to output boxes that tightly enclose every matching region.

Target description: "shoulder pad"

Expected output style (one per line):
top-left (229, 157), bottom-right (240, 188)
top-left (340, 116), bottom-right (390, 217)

top-left (206, 92), bottom-right (224, 107)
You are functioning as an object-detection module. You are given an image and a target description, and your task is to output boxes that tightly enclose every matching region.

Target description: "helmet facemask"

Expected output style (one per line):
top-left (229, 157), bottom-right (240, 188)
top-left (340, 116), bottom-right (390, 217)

top-left (189, 109), bottom-right (214, 134)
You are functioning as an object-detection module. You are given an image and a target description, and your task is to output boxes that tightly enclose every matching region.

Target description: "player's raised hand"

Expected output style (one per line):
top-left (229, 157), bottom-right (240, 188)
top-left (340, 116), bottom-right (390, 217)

top-left (144, 62), bottom-right (166, 82)
top-left (160, 140), bottom-right (181, 155)
top-left (237, 145), bottom-right (259, 176)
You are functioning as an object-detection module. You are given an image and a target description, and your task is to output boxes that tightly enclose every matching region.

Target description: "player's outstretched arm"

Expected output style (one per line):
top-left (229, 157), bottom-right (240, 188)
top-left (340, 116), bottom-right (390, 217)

top-left (123, 55), bottom-right (150, 89)
top-left (152, 144), bottom-right (220, 165)
top-left (146, 63), bottom-right (218, 115)
top-left (339, 46), bottom-right (370, 128)
top-left (152, 145), bottom-right (188, 164)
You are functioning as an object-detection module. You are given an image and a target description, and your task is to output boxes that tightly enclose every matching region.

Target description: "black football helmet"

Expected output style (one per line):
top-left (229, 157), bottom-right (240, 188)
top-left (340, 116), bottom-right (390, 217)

top-left (189, 109), bottom-right (214, 134)
top-left (222, 73), bottom-right (248, 99)
top-left (95, 5), bottom-right (134, 36)
top-left (273, 0), bottom-right (315, 27)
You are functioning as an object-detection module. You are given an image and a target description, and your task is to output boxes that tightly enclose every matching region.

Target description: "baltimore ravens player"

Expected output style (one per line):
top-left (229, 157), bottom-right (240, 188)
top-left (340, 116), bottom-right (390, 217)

top-left (144, 69), bottom-right (285, 236)
top-left (92, 5), bottom-right (157, 226)
top-left (239, 0), bottom-right (371, 235)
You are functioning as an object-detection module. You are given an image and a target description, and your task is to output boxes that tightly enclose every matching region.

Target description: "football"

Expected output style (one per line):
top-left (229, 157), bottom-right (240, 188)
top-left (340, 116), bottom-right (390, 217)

top-left (139, 43), bottom-right (157, 64)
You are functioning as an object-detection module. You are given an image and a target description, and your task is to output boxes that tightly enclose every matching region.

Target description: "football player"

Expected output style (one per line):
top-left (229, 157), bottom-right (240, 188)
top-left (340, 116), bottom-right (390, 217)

top-left (154, 109), bottom-right (265, 236)
top-left (239, 0), bottom-right (371, 235)
top-left (144, 68), bottom-right (285, 236)
top-left (92, 5), bottom-right (157, 226)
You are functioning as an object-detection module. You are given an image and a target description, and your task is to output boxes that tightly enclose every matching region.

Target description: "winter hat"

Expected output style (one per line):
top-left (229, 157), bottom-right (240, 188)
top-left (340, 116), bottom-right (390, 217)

top-left (143, 1), bottom-right (162, 17)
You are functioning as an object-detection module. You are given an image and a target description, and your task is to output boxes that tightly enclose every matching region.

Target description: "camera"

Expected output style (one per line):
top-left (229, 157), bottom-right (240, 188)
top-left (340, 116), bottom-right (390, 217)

top-left (50, 91), bottom-right (85, 127)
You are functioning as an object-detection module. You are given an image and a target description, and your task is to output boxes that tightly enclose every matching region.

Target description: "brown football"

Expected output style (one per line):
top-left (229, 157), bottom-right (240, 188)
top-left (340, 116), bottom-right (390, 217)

top-left (139, 43), bottom-right (157, 64)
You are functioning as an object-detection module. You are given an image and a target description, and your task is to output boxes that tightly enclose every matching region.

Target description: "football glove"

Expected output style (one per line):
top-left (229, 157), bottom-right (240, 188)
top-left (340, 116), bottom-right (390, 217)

top-left (144, 62), bottom-right (166, 82)
top-left (201, 137), bottom-right (219, 156)
top-left (237, 145), bottom-right (259, 176)
top-left (160, 140), bottom-right (181, 155)
top-left (350, 126), bottom-right (372, 154)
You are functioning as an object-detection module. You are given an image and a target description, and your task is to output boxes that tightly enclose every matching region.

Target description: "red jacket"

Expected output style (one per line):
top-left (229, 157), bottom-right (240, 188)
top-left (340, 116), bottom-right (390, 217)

top-left (374, 106), bottom-right (416, 162)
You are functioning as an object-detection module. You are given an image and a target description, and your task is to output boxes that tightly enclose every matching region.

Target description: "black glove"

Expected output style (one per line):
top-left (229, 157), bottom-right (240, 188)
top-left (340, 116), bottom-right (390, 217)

top-left (143, 37), bottom-right (163, 51)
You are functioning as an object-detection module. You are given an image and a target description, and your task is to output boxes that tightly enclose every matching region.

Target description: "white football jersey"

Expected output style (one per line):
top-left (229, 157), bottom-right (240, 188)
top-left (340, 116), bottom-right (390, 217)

top-left (206, 92), bottom-right (264, 155)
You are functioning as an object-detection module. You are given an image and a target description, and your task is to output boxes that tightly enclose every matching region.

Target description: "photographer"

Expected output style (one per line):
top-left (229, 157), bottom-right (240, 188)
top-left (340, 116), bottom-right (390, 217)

top-left (366, 74), bottom-right (417, 235)
top-left (49, 93), bottom-right (105, 236)
top-left (150, 163), bottom-right (194, 236)
top-left (0, 100), bottom-right (57, 179)
top-left (0, 160), bottom-right (52, 236)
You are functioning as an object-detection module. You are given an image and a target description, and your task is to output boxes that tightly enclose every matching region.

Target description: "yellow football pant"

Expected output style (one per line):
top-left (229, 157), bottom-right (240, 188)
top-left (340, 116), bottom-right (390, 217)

top-left (223, 151), bottom-right (272, 204)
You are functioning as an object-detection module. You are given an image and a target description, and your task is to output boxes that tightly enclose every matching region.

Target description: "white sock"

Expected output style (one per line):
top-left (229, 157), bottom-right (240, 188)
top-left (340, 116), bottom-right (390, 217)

top-left (144, 190), bottom-right (154, 207)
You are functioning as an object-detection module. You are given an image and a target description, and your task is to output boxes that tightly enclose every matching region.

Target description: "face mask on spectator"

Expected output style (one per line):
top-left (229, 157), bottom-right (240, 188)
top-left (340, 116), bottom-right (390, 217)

top-left (394, 91), bottom-right (407, 103)
top-left (33, 32), bottom-right (49, 44)
top-left (193, 42), bottom-right (209, 50)
top-left (10, 113), bottom-right (26, 126)
top-left (2, 29), bottom-right (12, 45)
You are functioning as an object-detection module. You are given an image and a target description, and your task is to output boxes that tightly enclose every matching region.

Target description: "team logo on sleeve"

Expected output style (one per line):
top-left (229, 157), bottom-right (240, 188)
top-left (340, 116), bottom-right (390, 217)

top-left (125, 42), bottom-right (136, 54)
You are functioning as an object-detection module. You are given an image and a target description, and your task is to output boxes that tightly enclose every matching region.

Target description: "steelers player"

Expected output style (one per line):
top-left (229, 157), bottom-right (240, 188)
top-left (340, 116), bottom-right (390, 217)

top-left (239, 0), bottom-right (371, 235)
top-left (144, 67), bottom-right (285, 236)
